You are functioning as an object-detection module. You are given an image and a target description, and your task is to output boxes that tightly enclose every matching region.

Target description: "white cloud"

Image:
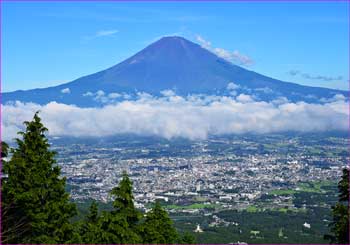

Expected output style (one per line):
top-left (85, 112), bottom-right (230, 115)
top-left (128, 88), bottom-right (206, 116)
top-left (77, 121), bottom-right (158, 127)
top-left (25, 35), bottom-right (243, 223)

top-left (61, 88), bottom-right (71, 94)
top-left (82, 90), bottom-right (123, 103)
top-left (332, 94), bottom-right (346, 101)
top-left (94, 90), bottom-right (108, 103)
top-left (160, 90), bottom-right (176, 97)
top-left (236, 94), bottom-right (253, 103)
top-left (271, 97), bottom-right (289, 105)
top-left (320, 94), bottom-right (346, 103)
top-left (96, 90), bottom-right (105, 97)
top-left (227, 82), bottom-right (240, 90)
top-left (195, 35), bottom-right (211, 49)
top-left (231, 50), bottom-right (254, 66)
top-left (108, 93), bottom-right (121, 99)
top-left (214, 47), bottom-right (232, 61)
top-left (83, 91), bottom-right (94, 97)
top-left (196, 35), bottom-right (254, 66)
top-left (95, 29), bottom-right (119, 37)
top-left (255, 87), bottom-right (274, 94)
top-left (2, 94), bottom-right (347, 142)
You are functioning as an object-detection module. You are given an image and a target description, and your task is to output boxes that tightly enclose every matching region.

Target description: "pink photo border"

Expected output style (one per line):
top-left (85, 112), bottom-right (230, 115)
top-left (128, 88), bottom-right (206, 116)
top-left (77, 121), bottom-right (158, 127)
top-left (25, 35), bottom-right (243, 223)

top-left (0, 0), bottom-right (348, 244)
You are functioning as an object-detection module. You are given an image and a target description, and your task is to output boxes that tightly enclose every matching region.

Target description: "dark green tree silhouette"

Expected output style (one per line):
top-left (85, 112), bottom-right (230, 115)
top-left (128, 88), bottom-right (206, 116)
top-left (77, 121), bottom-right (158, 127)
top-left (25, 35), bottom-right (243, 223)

top-left (1, 114), bottom-right (194, 244)
top-left (1, 141), bottom-right (9, 159)
top-left (325, 168), bottom-right (349, 244)
top-left (87, 201), bottom-right (99, 223)
top-left (79, 201), bottom-right (103, 243)
top-left (1, 112), bottom-right (77, 243)
top-left (1, 141), bottom-right (22, 244)
top-left (179, 231), bottom-right (196, 244)
top-left (97, 171), bottom-right (141, 243)
top-left (140, 201), bottom-right (179, 243)
top-left (110, 171), bottom-right (141, 226)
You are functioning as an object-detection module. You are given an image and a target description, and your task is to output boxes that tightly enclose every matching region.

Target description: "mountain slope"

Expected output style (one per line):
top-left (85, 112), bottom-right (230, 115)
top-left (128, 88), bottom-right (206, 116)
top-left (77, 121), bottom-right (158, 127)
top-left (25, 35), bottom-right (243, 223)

top-left (3, 36), bottom-right (346, 107)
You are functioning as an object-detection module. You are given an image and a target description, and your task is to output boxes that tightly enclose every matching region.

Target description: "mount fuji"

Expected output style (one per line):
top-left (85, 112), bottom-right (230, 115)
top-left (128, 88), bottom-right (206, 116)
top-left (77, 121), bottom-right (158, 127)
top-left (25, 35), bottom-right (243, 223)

top-left (3, 36), bottom-right (346, 107)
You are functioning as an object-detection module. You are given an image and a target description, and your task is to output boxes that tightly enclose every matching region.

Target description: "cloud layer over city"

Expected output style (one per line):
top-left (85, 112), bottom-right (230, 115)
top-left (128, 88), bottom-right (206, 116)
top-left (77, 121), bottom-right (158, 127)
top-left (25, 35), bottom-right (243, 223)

top-left (2, 92), bottom-right (347, 142)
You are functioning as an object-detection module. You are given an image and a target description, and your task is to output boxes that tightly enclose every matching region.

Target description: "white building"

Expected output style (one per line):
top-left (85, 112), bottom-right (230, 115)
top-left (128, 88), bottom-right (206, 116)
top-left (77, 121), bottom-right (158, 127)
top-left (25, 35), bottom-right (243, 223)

top-left (194, 224), bottom-right (203, 233)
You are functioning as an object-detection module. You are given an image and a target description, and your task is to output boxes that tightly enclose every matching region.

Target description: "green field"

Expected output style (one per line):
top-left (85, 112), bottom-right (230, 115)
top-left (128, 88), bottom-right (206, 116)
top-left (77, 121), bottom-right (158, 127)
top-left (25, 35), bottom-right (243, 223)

top-left (269, 180), bottom-right (336, 196)
top-left (164, 203), bottom-right (220, 210)
top-left (269, 189), bottom-right (297, 195)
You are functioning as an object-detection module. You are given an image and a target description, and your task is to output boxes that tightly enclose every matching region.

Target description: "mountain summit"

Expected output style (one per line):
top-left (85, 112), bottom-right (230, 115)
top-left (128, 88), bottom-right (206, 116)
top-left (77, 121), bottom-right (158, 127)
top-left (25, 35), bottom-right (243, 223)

top-left (3, 36), bottom-right (346, 106)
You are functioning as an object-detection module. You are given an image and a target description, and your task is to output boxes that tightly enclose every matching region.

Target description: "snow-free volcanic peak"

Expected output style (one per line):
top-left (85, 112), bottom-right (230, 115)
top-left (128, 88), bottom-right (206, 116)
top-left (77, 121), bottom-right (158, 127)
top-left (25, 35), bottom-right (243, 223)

top-left (3, 36), bottom-right (346, 107)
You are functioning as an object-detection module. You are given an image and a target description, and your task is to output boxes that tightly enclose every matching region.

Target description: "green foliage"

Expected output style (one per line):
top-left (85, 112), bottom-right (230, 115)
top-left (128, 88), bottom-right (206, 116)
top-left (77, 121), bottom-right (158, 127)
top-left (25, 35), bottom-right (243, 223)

top-left (110, 171), bottom-right (141, 226)
top-left (338, 168), bottom-right (349, 202)
top-left (325, 168), bottom-right (349, 244)
top-left (79, 201), bottom-right (102, 244)
top-left (78, 172), bottom-right (142, 243)
top-left (179, 231), bottom-right (196, 244)
top-left (140, 201), bottom-right (179, 243)
top-left (1, 141), bottom-right (9, 159)
top-left (1, 114), bottom-right (192, 244)
top-left (1, 112), bottom-right (77, 244)
top-left (102, 171), bottom-right (142, 243)
top-left (87, 201), bottom-right (99, 223)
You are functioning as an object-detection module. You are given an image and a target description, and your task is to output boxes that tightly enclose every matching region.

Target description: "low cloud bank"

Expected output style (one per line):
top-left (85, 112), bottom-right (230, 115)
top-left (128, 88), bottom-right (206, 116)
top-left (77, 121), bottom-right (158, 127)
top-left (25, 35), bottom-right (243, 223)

top-left (2, 93), bottom-right (348, 141)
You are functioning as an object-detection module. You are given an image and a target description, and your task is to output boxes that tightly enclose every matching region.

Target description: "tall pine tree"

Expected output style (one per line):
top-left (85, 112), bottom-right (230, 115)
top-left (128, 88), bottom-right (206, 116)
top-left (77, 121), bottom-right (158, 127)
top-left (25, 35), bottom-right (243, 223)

top-left (1, 114), bottom-right (193, 244)
top-left (98, 171), bottom-right (141, 243)
top-left (325, 168), bottom-right (349, 244)
top-left (79, 201), bottom-right (103, 243)
top-left (179, 231), bottom-right (196, 244)
top-left (1, 141), bottom-right (22, 244)
top-left (140, 201), bottom-right (179, 243)
top-left (2, 112), bottom-right (77, 243)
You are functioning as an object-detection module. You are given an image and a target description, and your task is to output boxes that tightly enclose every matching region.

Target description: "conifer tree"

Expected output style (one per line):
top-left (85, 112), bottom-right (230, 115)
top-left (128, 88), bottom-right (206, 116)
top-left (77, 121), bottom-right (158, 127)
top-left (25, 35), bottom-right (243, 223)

top-left (325, 168), bottom-right (349, 244)
top-left (179, 231), bottom-right (196, 244)
top-left (1, 112), bottom-right (77, 243)
top-left (98, 171), bottom-right (141, 243)
top-left (110, 171), bottom-right (141, 226)
top-left (87, 201), bottom-right (99, 223)
top-left (140, 201), bottom-right (179, 243)
top-left (1, 141), bottom-right (21, 244)
top-left (1, 141), bottom-right (9, 159)
top-left (79, 201), bottom-right (102, 243)
top-left (1, 114), bottom-right (194, 244)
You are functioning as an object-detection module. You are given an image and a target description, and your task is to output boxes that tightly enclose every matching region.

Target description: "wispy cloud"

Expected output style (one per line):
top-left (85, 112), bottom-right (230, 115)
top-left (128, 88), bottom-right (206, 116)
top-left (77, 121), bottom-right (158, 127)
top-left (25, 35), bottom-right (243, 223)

top-left (84, 29), bottom-right (119, 40)
top-left (196, 35), bottom-right (254, 66)
top-left (196, 35), bottom-right (211, 51)
top-left (61, 88), bottom-right (71, 94)
top-left (288, 70), bottom-right (343, 82)
top-left (95, 29), bottom-right (119, 37)
top-left (83, 90), bottom-right (125, 103)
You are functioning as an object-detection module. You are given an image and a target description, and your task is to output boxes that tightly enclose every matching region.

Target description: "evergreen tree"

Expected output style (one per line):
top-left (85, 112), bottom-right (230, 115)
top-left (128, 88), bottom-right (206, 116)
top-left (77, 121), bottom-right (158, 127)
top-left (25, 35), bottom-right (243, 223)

top-left (110, 171), bottom-right (141, 226)
top-left (1, 141), bottom-right (21, 244)
top-left (1, 112), bottom-right (77, 243)
top-left (87, 201), bottom-right (99, 223)
top-left (1, 141), bottom-right (9, 159)
top-left (140, 201), bottom-right (179, 243)
top-left (98, 171), bottom-right (141, 243)
top-left (1, 115), bottom-right (193, 244)
top-left (79, 201), bottom-right (103, 243)
top-left (325, 168), bottom-right (349, 244)
top-left (179, 231), bottom-right (196, 244)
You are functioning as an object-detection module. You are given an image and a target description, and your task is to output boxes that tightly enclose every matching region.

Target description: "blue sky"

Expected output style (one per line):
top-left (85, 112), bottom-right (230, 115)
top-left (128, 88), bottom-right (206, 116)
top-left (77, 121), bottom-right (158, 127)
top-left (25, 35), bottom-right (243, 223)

top-left (2, 1), bottom-right (349, 92)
